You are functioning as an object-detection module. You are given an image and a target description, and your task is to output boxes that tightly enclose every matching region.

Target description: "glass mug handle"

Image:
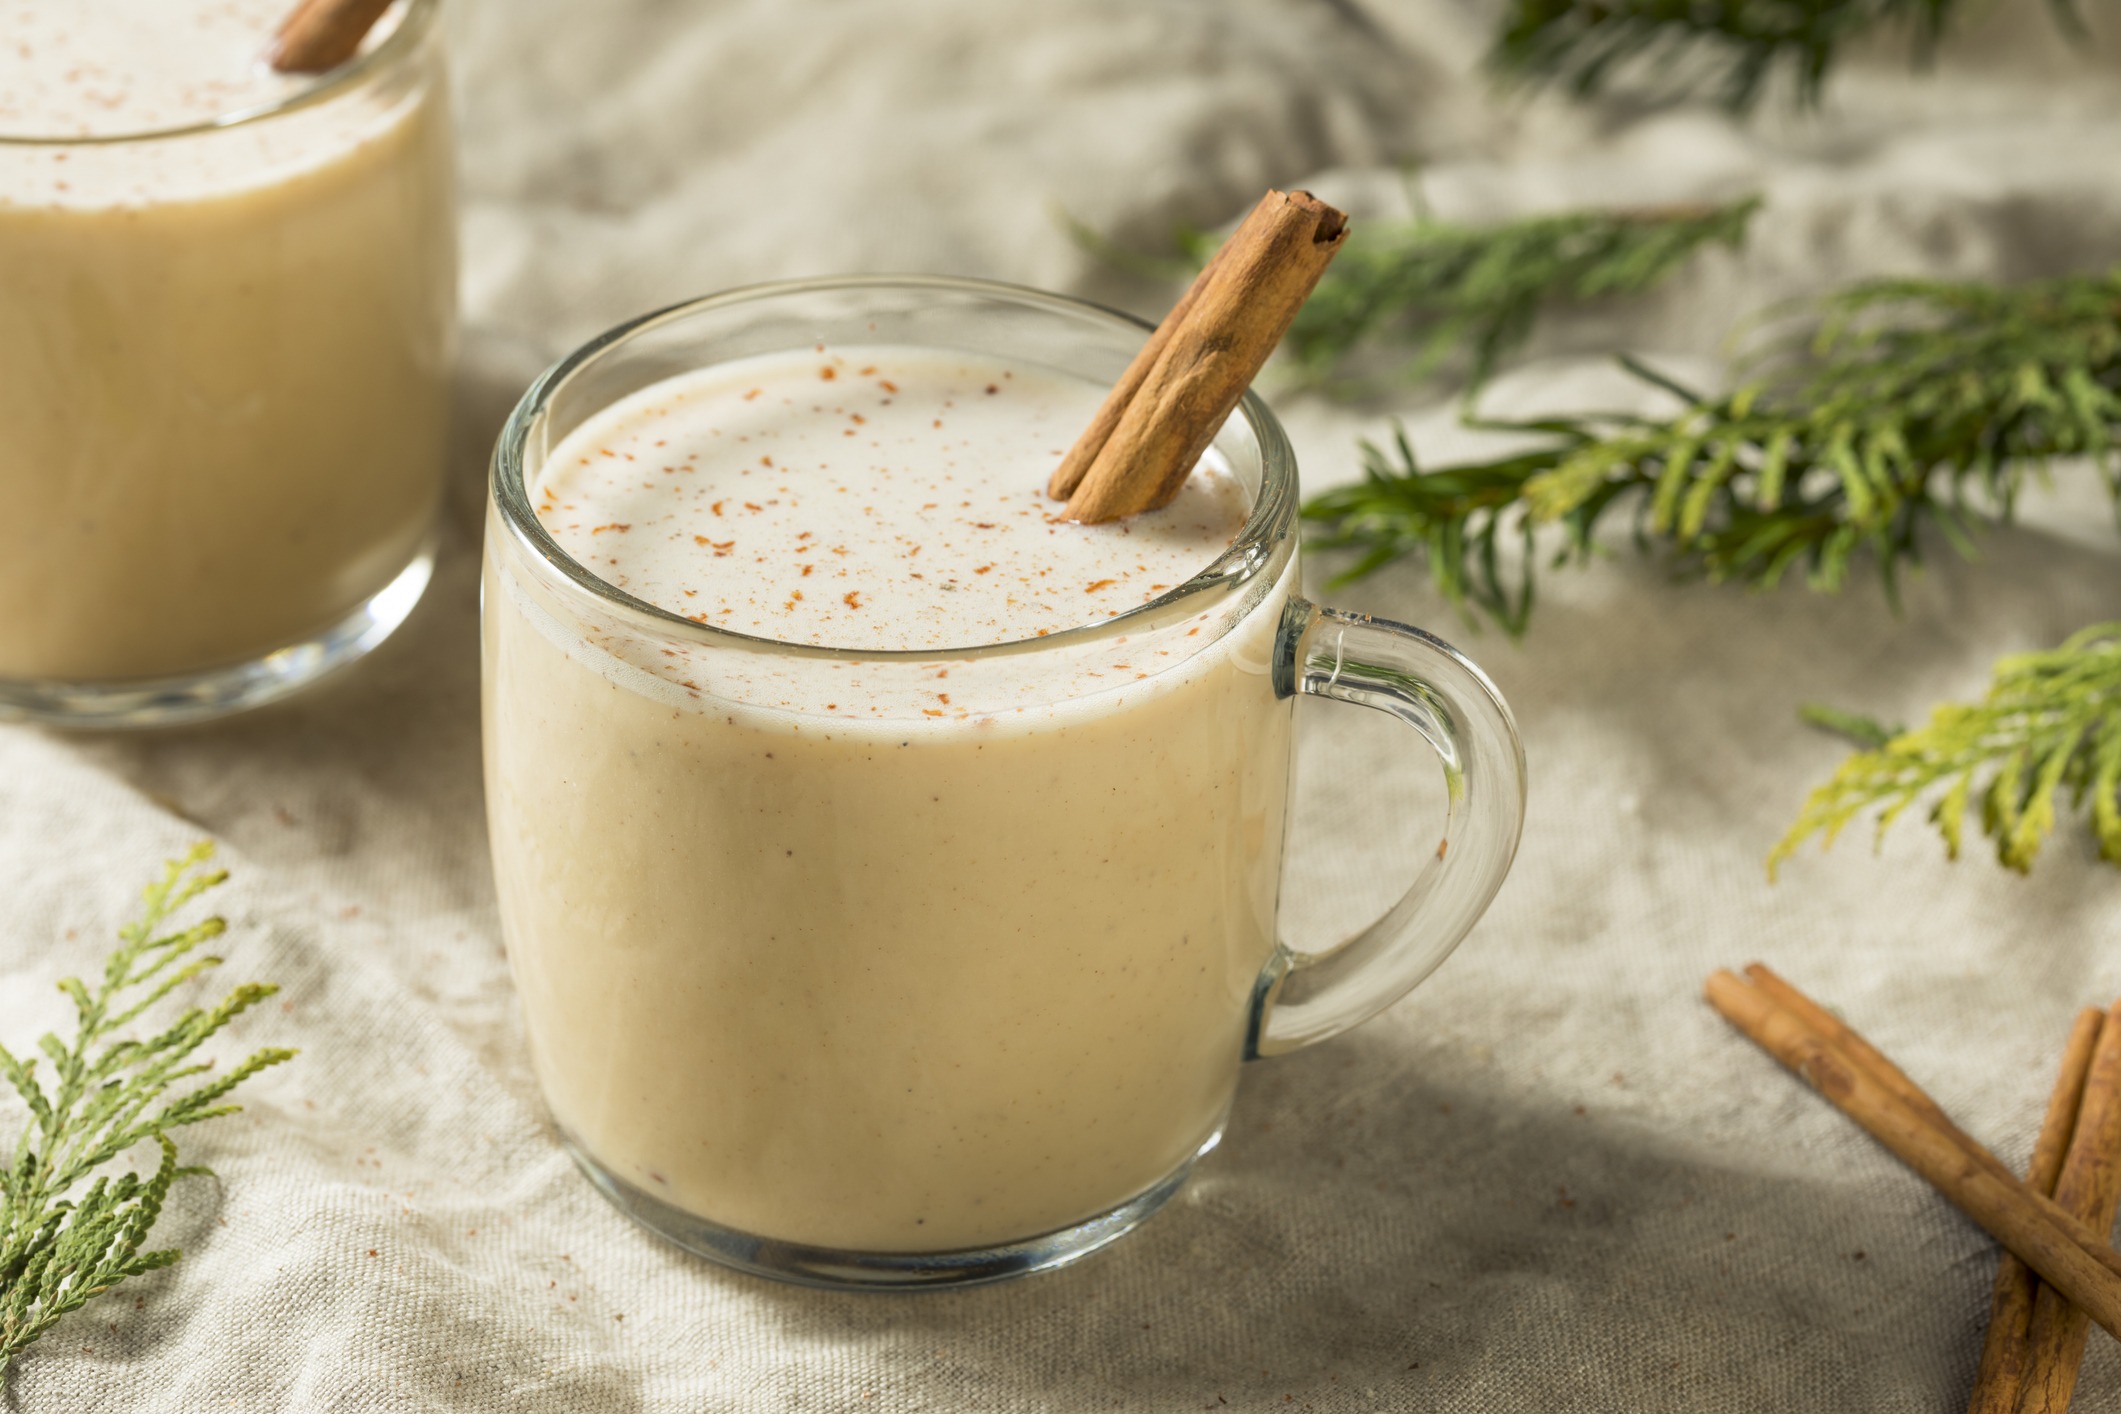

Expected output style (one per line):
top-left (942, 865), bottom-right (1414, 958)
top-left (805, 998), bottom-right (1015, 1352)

top-left (1249, 598), bottom-right (1528, 1057)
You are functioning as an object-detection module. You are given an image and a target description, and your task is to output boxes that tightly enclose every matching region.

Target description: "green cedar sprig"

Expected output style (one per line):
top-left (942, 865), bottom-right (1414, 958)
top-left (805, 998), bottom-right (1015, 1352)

top-left (1487, 0), bottom-right (2087, 115)
top-left (1303, 268), bottom-right (2121, 633)
top-left (1303, 424), bottom-right (1554, 635)
top-left (1074, 194), bottom-right (1758, 396)
top-left (0, 845), bottom-right (294, 1384)
top-left (1773, 624), bottom-right (2121, 874)
top-left (1255, 196), bottom-right (1760, 390)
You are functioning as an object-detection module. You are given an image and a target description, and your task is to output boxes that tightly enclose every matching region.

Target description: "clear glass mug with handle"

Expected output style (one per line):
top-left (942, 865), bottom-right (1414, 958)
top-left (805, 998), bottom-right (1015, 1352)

top-left (483, 276), bottom-right (1526, 1289)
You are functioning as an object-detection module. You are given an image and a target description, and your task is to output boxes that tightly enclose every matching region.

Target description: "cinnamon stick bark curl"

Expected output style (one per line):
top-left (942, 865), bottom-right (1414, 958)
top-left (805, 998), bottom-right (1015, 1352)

top-left (1055, 190), bottom-right (1346, 524)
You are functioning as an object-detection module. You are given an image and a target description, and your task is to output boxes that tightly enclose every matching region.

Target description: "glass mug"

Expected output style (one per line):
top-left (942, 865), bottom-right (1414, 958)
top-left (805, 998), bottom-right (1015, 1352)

top-left (483, 277), bottom-right (1526, 1288)
top-left (0, 0), bottom-right (456, 727)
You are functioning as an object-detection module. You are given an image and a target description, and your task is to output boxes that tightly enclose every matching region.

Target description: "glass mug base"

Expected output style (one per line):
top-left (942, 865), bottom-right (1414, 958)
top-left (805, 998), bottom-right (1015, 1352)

top-left (0, 537), bottom-right (435, 730)
top-left (560, 1125), bottom-right (1223, 1291)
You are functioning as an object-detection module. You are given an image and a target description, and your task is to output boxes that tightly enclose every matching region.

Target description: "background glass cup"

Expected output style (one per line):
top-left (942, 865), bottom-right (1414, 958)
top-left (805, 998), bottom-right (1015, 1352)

top-left (483, 277), bottom-right (1527, 1289)
top-left (0, 0), bottom-right (457, 727)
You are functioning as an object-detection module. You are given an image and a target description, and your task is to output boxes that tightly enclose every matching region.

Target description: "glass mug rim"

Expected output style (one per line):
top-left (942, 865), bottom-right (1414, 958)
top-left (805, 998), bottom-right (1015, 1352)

top-left (489, 273), bottom-right (1302, 666)
top-left (0, 0), bottom-right (443, 148)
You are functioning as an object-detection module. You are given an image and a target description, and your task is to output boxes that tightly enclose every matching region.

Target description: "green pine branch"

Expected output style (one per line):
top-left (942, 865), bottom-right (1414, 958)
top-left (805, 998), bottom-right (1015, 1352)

top-left (1773, 624), bottom-right (2121, 874)
top-left (1487, 0), bottom-right (2087, 115)
top-left (1073, 194), bottom-right (1757, 396)
top-left (1303, 268), bottom-right (2121, 633)
top-left (1266, 196), bottom-right (1760, 389)
top-left (0, 845), bottom-right (294, 1385)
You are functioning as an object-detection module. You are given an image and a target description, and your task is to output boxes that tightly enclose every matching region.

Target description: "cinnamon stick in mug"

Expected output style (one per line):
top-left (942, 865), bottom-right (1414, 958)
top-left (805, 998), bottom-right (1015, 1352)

top-left (1057, 189), bottom-right (1346, 524)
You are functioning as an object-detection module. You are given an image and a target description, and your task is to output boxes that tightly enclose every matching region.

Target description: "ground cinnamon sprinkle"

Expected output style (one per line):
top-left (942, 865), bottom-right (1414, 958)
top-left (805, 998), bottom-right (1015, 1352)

top-left (533, 348), bottom-right (1247, 657)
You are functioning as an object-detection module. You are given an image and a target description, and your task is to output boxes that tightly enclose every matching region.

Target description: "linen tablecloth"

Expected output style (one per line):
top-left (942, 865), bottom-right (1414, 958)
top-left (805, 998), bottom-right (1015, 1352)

top-left (6, 1), bottom-right (2121, 1408)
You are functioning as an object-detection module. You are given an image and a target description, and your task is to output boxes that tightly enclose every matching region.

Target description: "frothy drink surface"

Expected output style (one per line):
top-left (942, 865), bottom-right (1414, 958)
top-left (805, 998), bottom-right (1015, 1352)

top-left (535, 345), bottom-right (1250, 656)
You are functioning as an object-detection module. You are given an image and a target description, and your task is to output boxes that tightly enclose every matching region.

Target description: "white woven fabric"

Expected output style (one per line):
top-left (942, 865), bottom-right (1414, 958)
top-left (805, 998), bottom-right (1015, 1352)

top-left (5, 1), bottom-right (2121, 1408)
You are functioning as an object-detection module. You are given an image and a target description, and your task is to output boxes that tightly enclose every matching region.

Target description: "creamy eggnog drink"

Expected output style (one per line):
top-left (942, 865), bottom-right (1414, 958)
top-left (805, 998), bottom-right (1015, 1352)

top-left (485, 280), bottom-right (1527, 1286)
top-left (0, 0), bottom-right (454, 720)
top-left (490, 343), bottom-right (1288, 1254)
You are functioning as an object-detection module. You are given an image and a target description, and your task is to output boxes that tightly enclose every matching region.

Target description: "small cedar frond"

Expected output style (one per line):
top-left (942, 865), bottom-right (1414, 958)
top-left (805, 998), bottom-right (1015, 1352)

top-left (0, 848), bottom-right (293, 1385)
top-left (1773, 625), bottom-right (2121, 876)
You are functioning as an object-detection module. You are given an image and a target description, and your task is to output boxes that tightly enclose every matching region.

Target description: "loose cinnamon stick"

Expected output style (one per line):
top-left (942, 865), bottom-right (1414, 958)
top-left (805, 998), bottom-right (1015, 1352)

top-left (1748, 973), bottom-right (2121, 1277)
top-left (1703, 971), bottom-right (2121, 1340)
top-left (1714, 970), bottom-right (2121, 1282)
top-left (270, 0), bottom-right (396, 73)
top-left (1744, 964), bottom-right (1957, 1131)
top-left (1057, 189), bottom-right (1346, 524)
top-left (2018, 1003), bottom-right (2121, 1413)
top-left (1965, 1008), bottom-right (2104, 1414)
